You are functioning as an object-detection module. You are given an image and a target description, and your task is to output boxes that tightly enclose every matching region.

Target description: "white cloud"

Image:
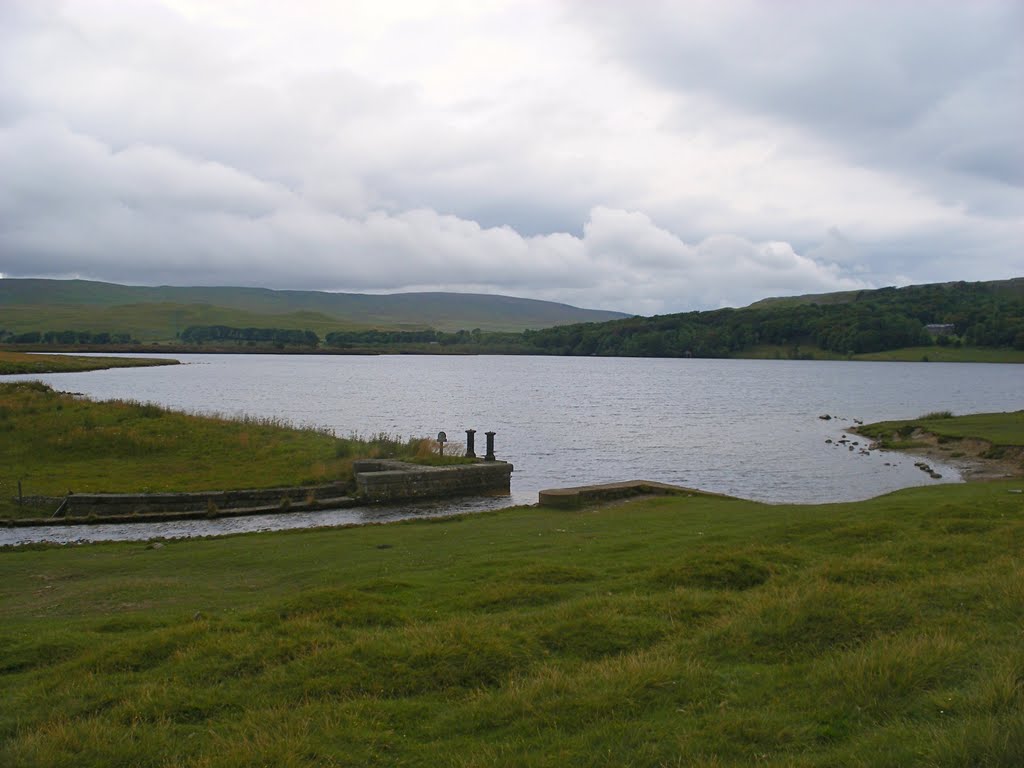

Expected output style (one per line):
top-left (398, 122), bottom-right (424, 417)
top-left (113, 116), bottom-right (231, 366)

top-left (0, 116), bottom-right (869, 313)
top-left (0, 0), bottom-right (1020, 314)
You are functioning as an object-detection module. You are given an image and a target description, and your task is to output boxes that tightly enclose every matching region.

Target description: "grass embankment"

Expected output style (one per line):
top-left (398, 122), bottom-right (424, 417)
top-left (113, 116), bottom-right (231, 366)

top-left (1, 481), bottom-right (1022, 766)
top-left (0, 382), bottom-right (457, 520)
top-left (735, 344), bottom-right (1024, 364)
top-left (856, 347), bottom-right (1024, 364)
top-left (0, 350), bottom-right (179, 375)
top-left (856, 411), bottom-right (1024, 473)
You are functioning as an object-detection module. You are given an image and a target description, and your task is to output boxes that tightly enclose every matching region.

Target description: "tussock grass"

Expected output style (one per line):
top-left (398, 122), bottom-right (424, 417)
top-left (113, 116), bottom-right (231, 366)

top-left (1, 478), bottom-right (1022, 765)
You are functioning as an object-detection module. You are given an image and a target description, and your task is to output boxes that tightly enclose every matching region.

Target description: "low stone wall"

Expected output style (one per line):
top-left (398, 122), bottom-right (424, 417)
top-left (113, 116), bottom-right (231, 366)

top-left (54, 481), bottom-right (351, 518)
top-left (538, 480), bottom-right (726, 509)
top-left (354, 459), bottom-right (513, 503)
top-left (7, 461), bottom-right (514, 526)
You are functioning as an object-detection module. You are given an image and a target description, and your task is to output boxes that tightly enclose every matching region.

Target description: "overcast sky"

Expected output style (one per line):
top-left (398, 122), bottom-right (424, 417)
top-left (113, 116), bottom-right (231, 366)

top-left (1, 0), bottom-right (1021, 314)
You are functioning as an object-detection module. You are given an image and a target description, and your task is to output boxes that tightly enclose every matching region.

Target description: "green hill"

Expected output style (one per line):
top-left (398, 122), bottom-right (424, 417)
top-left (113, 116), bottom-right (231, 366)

top-left (521, 278), bottom-right (1024, 358)
top-left (0, 279), bottom-right (630, 341)
top-left (748, 277), bottom-right (1024, 310)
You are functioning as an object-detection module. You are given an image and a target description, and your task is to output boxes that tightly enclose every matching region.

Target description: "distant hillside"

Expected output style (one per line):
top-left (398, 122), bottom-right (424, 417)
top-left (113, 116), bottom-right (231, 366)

top-left (520, 278), bottom-right (1024, 358)
top-left (748, 277), bottom-right (1024, 310)
top-left (0, 279), bottom-right (630, 340)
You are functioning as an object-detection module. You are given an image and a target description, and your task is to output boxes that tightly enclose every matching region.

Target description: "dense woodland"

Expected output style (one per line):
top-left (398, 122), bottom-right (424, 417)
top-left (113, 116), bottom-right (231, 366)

top-left (521, 280), bottom-right (1024, 357)
top-left (4, 280), bottom-right (1023, 357)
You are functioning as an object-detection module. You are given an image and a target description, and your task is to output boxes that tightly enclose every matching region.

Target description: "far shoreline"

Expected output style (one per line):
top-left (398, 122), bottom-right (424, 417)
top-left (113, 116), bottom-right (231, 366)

top-left (4, 343), bottom-right (1024, 366)
top-left (0, 350), bottom-right (180, 376)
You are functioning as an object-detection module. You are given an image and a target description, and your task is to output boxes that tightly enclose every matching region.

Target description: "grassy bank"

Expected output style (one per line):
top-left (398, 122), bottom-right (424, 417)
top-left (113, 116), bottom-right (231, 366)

top-left (857, 410), bottom-right (1024, 452)
top-left (0, 350), bottom-right (179, 375)
top-left (855, 346), bottom-right (1024, 364)
top-left (0, 382), bottom-right (448, 519)
top-left (734, 344), bottom-right (1024, 364)
top-left (1, 480), bottom-right (1022, 766)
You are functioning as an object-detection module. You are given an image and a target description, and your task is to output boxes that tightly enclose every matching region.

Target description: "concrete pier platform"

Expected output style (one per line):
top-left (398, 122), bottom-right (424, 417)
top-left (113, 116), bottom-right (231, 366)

top-left (538, 480), bottom-right (728, 509)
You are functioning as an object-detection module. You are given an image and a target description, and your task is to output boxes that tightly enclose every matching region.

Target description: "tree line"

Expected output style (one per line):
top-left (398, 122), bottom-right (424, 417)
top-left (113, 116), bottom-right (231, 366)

top-left (179, 326), bottom-right (319, 347)
top-left (323, 328), bottom-right (523, 349)
top-left (0, 330), bottom-right (136, 345)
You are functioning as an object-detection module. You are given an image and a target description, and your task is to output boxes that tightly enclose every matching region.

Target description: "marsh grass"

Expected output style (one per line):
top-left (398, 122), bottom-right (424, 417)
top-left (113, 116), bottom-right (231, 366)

top-left (0, 383), bottom-right (435, 518)
top-left (1, 479), bottom-right (1022, 765)
top-left (0, 350), bottom-right (178, 375)
top-left (920, 409), bottom-right (954, 420)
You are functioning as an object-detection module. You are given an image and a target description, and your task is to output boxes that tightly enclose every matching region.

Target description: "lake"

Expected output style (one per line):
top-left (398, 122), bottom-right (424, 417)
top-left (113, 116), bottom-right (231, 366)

top-left (3, 354), bottom-right (1022, 544)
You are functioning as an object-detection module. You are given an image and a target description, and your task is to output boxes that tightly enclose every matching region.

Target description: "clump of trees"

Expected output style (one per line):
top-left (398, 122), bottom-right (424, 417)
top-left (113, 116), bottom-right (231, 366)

top-left (323, 328), bottom-right (524, 350)
top-left (180, 326), bottom-right (320, 347)
top-left (325, 330), bottom-right (441, 347)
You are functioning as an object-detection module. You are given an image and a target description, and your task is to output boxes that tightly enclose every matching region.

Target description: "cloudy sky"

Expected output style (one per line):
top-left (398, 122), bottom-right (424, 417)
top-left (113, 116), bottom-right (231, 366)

top-left (1, 0), bottom-right (1021, 314)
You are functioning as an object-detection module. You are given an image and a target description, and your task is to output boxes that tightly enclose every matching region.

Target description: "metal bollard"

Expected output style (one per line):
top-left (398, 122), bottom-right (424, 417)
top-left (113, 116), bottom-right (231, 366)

top-left (465, 429), bottom-right (477, 458)
top-left (484, 431), bottom-right (496, 461)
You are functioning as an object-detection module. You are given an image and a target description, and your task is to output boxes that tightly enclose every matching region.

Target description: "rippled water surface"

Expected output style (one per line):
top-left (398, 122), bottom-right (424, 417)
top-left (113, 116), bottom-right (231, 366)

top-left (5, 354), bottom-right (1022, 543)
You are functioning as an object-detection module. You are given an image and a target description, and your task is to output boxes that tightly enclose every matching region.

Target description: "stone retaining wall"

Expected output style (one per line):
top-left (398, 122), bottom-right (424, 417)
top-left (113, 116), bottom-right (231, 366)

top-left (54, 482), bottom-right (350, 518)
top-left (354, 459), bottom-right (512, 503)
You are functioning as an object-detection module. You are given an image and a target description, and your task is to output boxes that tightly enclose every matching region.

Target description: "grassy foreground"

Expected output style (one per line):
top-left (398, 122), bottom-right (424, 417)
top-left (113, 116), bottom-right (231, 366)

top-left (0, 382), bottom-right (447, 519)
top-left (0, 350), bottom-right (179, 375)
top-left (1, 480), bottom-right (1022, 766)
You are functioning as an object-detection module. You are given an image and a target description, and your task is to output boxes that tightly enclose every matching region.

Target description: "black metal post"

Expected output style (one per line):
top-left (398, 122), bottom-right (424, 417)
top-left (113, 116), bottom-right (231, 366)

top-left (465, 429), bottom-right (476, 458)
top-left (484, 431), bottom-right (496, 461)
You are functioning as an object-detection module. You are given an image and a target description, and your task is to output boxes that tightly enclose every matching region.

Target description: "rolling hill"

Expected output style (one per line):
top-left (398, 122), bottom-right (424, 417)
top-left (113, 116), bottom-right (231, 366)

top-left (0, 279), bottom-right (631, 340)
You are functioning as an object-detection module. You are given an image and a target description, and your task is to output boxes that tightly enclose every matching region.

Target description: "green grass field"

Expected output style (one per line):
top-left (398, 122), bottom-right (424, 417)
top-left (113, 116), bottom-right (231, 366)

top-left (0, 383), bottom-right (448, 519)
top-left (2, 388), bottom-right (1022, 765)
top-left (0, 350), bottom-right (179, 375)
top-left (1, 481), bottom-right (1022, 766)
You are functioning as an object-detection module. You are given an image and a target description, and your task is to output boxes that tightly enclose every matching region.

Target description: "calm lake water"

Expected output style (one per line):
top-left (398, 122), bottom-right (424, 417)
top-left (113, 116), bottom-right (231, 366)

top-left (4, 354), bottom-right (1022, 544)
